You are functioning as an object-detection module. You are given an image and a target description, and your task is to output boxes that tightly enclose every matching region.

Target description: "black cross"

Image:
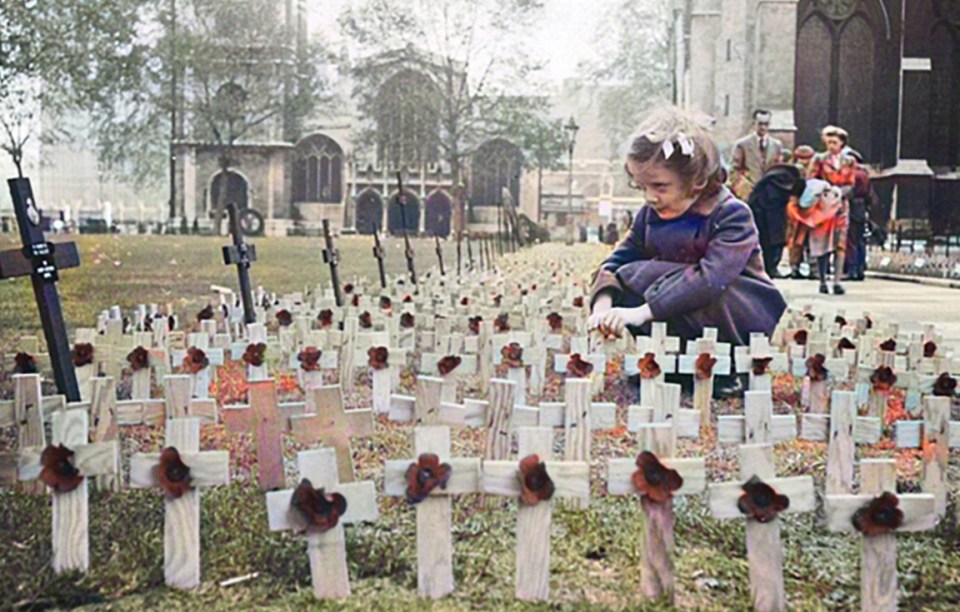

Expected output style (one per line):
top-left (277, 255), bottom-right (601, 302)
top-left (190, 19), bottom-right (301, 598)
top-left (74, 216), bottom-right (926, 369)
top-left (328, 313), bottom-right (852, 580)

top-left (372, 222), bottom-right (387, 289)
top-left (0, 178), bottom-right (81, 400)
top-left (434, 233), bottom-right (445, 276)
top-left (321, 219), bottom-right (343, 307)
top-left (221, 203), bottom-right (257, 324)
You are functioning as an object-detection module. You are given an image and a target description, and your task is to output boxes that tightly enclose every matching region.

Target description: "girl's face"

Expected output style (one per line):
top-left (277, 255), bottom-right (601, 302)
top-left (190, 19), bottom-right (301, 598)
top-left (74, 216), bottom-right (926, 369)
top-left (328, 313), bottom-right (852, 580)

top-left (626, 158), bottom-right (699, 220)
top-left (824, 135), bottom-right (844, 155)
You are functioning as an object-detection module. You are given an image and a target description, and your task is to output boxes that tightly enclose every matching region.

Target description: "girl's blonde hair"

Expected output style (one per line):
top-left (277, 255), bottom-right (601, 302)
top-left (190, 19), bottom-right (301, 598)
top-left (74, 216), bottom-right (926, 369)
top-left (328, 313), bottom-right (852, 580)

top-left (624, 106), bottom-right (724, 197)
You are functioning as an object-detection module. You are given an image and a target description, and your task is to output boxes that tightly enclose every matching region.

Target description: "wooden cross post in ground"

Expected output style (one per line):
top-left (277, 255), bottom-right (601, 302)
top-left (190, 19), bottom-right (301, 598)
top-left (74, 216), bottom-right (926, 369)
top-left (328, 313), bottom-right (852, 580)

top-left (367, 346), bottom-right (395, 414)
top-left (0, 178), bottom-right (82, 400)
top-left (800, 351), bottom-right (849, 414)
top-left (265, 447), bottom-right (379, 599)
top-left (18, 408), bottom-right (120, 572)
top-left (421, 352), bottom-right (478, 404)
top-left (677, 328), bottom-right (732, 427)
top-left (129, 418), bottom-right (230, 588)
top-left (172, 341), bottom-right (224, 400)
top-left (734, 334), bottom-right (788, 392)
top-left (625, 382), bottom-right (701, 441)
top-left (0, 374), bottom-right (46, 490)
top-left (824, 459), bottom-right (938, 612)
top-left (626, 349), bottom-right (676, 408)
top-left (717, 390), bottom-right (797, 445)
top-left (481, 427), bottom-right (590, 601)
top-left (800, 390), bottom-right (881, 495)
top-left (289, 385), bottom-right (373, 483)
top-left (607, 421), bottom-right (705, 602)
top-left (244, 323), bottom-right (270, 382)
top-left (222, 203), bottom-right (258, 325)
top-left (708, 444), bottom-right (816, 612)
top-left (162, 374), bottom-right (217, 423)
top-left (384, 425), bottom-right (481, 598)
top-left (894, 396), bottom-right (957, 518)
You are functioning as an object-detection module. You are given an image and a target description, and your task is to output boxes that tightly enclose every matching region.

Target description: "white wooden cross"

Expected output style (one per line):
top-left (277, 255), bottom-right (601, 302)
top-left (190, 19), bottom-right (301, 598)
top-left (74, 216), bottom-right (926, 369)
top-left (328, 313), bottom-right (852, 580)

top-left (384, 425), bottom-right (482, 598)
top-left (733, 334), bottom-right (787, 392)
top-left (161, 374), bottom-right (217, 424)
top-left (607, 420), bottom-right (705, 602)
top-left (800, 390), bottom-right (881, 495)
top-left (824, 459), bottom-right (938, 612)
top-left (717, 390), bottom-right (797, 445)
top-left (553, 351), bottom-right (607, 396)
top-left (420, 352), bottom-right (478, 404)
top-left (707, 443), bottom-right (816, 612)
top-left (289, 385), bottom-right (374, 484)
top-left (243, 322), bottom-right (270, 381)
top-left (625, 349), bottom-right (678, 408)
top-left (854, 363), bottom-right (898, 422)
top-left (481, 426), bottom-right (590, 601)
top-left (265, 447), bottom-right (379, 599)
top-left (172, 336), bottom-right (224, 400)
top-left (799, 351), bottom-right (849, 414)
top-left (129, 418), bottom-right (230, 588)
top-left (894, 396), bottom-right (958, 518)
top-left (358, 345), bottom-right (408, 414)
top-left (0, 374), bottom-right (47, 490)
top-left (676, 328), bottom-right (732, 427)
top-left (492, 336), bottom-right (532, 406)
top-left (18, 408), bottom-right (120, 573)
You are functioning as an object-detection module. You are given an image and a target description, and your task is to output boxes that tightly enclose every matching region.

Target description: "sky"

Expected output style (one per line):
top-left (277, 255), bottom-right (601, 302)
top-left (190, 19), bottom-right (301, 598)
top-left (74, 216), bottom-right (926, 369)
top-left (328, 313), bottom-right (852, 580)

top-left (306, 0), bottom-right (620, 82)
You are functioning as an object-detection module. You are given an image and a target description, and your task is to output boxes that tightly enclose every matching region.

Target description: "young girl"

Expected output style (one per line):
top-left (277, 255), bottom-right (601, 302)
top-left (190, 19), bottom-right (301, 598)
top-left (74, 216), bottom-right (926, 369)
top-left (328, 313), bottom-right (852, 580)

top-left (589, 108), bottom-right (787, 347)
top-left (786, 179), bottom-right (847, 294)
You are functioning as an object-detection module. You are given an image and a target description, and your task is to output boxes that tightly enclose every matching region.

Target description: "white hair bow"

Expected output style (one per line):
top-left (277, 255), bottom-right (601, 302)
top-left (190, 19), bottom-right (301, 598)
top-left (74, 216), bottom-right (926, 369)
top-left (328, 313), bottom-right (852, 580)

top-left (660, 132), bottom-right (695, 159)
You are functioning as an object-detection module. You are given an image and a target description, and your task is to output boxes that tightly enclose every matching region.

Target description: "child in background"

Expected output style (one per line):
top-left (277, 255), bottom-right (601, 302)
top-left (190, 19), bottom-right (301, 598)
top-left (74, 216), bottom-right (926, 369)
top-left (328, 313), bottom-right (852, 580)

top-left (588, 107), bottom-right (787, 347)
top-left (787, 179), bottom-right (847, 294)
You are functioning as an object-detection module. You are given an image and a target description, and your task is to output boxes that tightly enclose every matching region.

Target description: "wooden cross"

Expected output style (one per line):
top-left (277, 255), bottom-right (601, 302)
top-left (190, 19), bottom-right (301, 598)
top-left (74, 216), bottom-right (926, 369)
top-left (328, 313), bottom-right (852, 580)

top-left (894, 396), bottom-right (957, 518)
top-left (289, 385), bottom-right (374, 483)
top-left (129, 418), bottom-right (230, 588)
top-left (734, 334), bottom-right (788, 391)
top-left (824, 459), bottom-right (937, 612)
top-left (171, 340), bottom-right (224, 400)
top-left (800, 390), bottom-right (881, 494)
top-left (481, 427), bottom-right (590, 601)
top-left (18, 408), bottom-right (120, 572)
top-left (799, 351), bottom-right (849, 414)
top-left (625, 348), bottom-right (678, 408)
top-left (384, 425), bottom-right (481, 598)
top-left (222, 203), bottom-right (258, 325)
top-left (707, 443), bottom-right (816, 611)
top-left (717, 390), bottom-right (797, 445)
top-left (677, 328), bottom-right (732, 426)
top-left (265, 447), bottom-right (379, 599)
top-left (0, 179), bottom-right (82, 399)
top-left (162, 374), bottom-right (217, 423)
top-left (607, 420), bottom-right (705, 602)
top-left (625, 382), bottom-right (701, 440)
top-left (420, 352), bottom-right (478, 404)
top-left (221, 378), bottom-right (287, 490)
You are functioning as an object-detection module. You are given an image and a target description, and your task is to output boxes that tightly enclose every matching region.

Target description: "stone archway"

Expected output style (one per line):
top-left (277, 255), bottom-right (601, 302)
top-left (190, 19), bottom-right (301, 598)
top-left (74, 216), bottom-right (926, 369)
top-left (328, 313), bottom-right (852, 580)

top-left (424, 190), bottom-right (452, 237)
top-left (209, 170), bottom-right (249, 216)
top-left (355, 189), bottom-right (384, 235)
top-left (387, 190), bottom-right (421, 235)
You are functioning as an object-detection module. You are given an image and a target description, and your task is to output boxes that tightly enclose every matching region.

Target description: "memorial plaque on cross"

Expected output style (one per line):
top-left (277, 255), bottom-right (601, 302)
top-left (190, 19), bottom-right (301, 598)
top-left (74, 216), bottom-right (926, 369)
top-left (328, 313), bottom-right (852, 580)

top-left (0, 178), bottom-right (81, 400)
top-left (221, 203), bottom-right (258, 325)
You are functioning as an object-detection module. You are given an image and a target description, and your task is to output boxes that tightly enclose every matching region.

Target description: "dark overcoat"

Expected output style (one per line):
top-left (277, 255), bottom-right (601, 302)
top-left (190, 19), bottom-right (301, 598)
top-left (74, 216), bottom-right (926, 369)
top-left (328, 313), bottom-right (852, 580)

top-left (747, 164), bottom-right (802, 249)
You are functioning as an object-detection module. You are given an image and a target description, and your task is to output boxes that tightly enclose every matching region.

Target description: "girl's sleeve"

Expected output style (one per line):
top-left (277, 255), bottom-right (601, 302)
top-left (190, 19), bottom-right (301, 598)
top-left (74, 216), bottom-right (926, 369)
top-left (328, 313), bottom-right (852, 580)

top-left (643, 202), bottom-right (758, 319)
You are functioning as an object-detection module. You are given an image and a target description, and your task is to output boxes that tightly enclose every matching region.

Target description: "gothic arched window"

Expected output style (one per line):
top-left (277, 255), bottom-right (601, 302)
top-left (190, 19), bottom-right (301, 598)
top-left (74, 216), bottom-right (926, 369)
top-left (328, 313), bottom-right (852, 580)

top-left (293, 134), bottom-right (344, 203)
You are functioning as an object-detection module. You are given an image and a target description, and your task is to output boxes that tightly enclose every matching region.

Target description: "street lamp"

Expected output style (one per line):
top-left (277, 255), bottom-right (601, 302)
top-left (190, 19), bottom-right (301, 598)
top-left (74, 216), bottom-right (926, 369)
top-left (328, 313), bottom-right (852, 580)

top-left (563, 116), bottom-right (579, 245)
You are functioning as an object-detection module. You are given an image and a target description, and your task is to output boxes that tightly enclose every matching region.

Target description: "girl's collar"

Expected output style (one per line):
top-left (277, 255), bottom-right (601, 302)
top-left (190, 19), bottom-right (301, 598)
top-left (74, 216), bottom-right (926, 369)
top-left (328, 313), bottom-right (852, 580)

top-left (687, 185), bottom-right (732, 216)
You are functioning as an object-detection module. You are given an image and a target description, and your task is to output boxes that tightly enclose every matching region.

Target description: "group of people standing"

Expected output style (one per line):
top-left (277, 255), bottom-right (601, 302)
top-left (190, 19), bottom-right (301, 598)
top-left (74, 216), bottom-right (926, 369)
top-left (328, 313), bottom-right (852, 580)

top-left (730, 110), bottom-right (877, 295)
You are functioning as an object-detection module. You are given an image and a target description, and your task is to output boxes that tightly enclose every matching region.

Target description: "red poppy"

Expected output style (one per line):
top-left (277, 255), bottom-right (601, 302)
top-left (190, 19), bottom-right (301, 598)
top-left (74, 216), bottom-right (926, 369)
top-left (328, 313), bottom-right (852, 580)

top-left (182, 347), bottom-right (209, 374)
top-left (400, 312), bottom-right (415, 329)
top-left (806, 354), bottom-right (828, 382)
top-left (405, 453), bottom-right (452, 504)
top-left (933, 373), bottom-right (957, 397)
top-left (317, 309), bottom-right (334, 328)
top-left (852, 491), bottom-right (904, 536)
top-left (39, 444), bottom-right (83, 493)
top-left (637, 353), bottom-right (662, 379)
top-left (379, 296), bottom-right (392, 310)
top-left (127, 346), bottom-right (150, 371)
top-left (291, 478), bottom-right (348, 532)
top-left (547, 312), bottom-right (563, 332)
top-left (460, 297), bottom-right (469, 306)
top-left (368, 346), bottom-right (389, 370)
top-left (243, 342), bottom-right (267, 367)
top-left (865, 316), bottom-right (873, 329)
top-left (403, 294), bottom-right (413, 303)
top-left (879, 338), bottom-right (897, 352)
top-left (752, 357), bottom-right (773, 376)
top-left (494, 313), bottom-right (510, 332)
top-left (437, 355), bottom-right (462, 376)
top-left (144, 317), bottom-right (154, 333)
top-left (566, 353), bottom-right (594, 378)
top-left (737, 475), bottom-right (790, 523)
top-left (924, 341), bottom-right (938, 359)
top-left (519, 454), bottom-right (555, 506)
top-left (501, 342), bottom-right (524, 368)
top-left (530, 284), bottom-right (538, 291)
top-left (13, 352), bottom-right (37, 374)
top-left (838, 337), bottom-right (856, 351)
top-left (71, 343), bottom-right (94, 367)
top-left (792, 330), bottom-right (808, 346)
top-left (804, 313), bottom-right (816, 322)
top-left (492, 294), bottom-right (503, 307)
top-left (154, 447), bottom-right (193, 499)
top-left (870, 366), bottom-right (897, 392)
top-left (196, 304), bottom-right (214, 321)
top-left (572, 296), bottom-right (584, 308)
top-left (631, 451), bottom-right (683, 504)
top-left (695, 353), bottom-right (717, 380)
top-left (343, 283), bottom-right (354, 294)
top-left (359, 311), bottom-right (373, 329)
top-left (276, 309), bottom-right (293, 327)
top-left (351, 294), bottom-right (361, 307)
top-left (298, 346), bottom-right (322, 371)
top-left (468, 316), bottom-right (483, 335)
top-left (835, 315), bottom-right (847, 328)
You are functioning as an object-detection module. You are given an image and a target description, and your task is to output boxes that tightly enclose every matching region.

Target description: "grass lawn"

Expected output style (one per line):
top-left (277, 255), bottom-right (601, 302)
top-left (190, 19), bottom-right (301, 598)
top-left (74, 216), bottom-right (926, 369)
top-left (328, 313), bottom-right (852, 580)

top-left (0, 237), bottom-right (959, 610)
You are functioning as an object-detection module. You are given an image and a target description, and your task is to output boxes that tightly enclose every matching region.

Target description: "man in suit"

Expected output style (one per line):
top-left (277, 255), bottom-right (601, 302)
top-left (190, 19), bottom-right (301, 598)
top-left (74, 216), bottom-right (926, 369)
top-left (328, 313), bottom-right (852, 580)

top-left (729, 109), bottom-right (784, 201)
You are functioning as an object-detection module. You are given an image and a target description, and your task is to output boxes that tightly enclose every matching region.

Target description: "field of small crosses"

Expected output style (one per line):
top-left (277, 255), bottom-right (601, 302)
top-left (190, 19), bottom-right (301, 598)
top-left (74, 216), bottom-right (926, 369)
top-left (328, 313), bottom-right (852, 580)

top-left (1, 234), bottom-right (959, 611)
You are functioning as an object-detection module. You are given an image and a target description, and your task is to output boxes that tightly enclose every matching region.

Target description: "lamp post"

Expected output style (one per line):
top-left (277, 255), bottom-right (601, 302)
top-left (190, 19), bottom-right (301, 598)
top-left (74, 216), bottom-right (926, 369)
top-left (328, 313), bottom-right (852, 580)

top-left (564, 116), bottom-right (579, 245)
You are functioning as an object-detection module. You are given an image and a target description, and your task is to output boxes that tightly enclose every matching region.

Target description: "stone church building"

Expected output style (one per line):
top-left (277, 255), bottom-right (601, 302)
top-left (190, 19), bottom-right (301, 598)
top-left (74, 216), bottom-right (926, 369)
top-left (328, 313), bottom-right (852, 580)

top-left (172, 4), bottom-right (525, 237)
top-left (677, 0), bottom-right (960, 232)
